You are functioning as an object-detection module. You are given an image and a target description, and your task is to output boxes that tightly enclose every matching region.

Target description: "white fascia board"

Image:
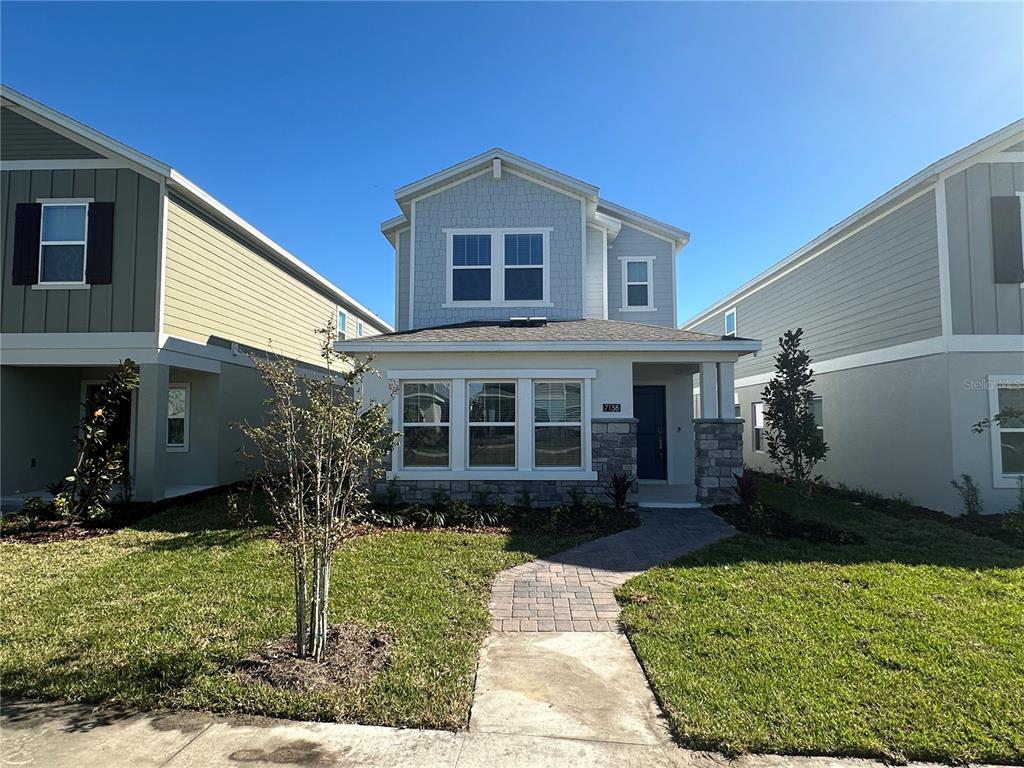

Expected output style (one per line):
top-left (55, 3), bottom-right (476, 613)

top-left (591, 211), bottom-right (622, 243)
top-left (336, 339), bottom-right (761, 353)
top-left (168, 171), bottom-right (393, 333)
top-left (596, 199), bottom-right (690, 248)
top-left (380, 213), bottom-right (408, 238)
top-left (682, 119), bottom-right (1024, 329)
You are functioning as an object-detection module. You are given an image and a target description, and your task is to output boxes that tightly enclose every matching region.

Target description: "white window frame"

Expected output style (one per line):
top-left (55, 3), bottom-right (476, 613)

top-left (619, 256), bottom-right (656, 312)
top-left (357, 319), bottom-right (365, 338)
top-left (167, 383), bottom-right (190, 452)
top-left (533, 379), bottom-right (584, 469)
top-left (725, 307), bottom-right (737, 337)
top-left (467, 380), bottom-right (518, 470)
top-left (337, 308), bottom-right (348, 340)
top-left (812, 396), bottom-right (824, 440)
top-left (37, 198), bottom-right (92, 287)
top-left (752, 401), bottom-right (765, 453)
top-left (443, 228), bottom-right (553, 308)
top-left (400, 380), bottom-right (451, 470)
top-left (989, 374), bottom-right (1024, 488)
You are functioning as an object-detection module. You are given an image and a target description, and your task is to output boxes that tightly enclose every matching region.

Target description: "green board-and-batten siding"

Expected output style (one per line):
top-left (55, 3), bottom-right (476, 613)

top-left (0, 168), bottom-right (160, 333)
top-left (1, 107), bottom-right (104, 161)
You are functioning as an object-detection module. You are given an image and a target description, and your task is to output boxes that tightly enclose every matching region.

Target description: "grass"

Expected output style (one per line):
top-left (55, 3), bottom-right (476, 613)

top-left (617, 480), bottom-right (1024, 765)
top-left (0, 493), bottom-right (587, 729)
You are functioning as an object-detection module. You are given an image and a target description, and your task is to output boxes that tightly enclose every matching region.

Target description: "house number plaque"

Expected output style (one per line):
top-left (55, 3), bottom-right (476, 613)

top-left (602, 403), bottom-right (622, 413)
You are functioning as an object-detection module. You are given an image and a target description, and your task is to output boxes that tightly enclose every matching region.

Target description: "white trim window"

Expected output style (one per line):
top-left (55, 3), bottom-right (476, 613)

top-left (991, 376), bottom-right (1024, 486)
top-left (533, 381), bottom-right (583, 468)
top-left (752, 401), bottom-right (765, 452)
top-left (401, 382), bottom-right (451, 468)
top-left (468, 381), bottom-right (517, 468)
top-left (167, 383), bottom-right (190, 451)
top-left (39, 200), bottom-right (89, 285)
top-left (445, 228), bottom-right (552, 307)
top-left (357, 319), bottom-right (365, 338)
top-left (621, 257), bottom-right (655, 310)
top-left (725, 307), bottom-right (737, 337)
top-left (337, 309), bottom-right (348, 340)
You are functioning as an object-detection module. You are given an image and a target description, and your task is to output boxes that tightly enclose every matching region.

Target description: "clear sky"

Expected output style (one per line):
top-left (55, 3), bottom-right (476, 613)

top-left (3, 2), bottom-right (1021, 326)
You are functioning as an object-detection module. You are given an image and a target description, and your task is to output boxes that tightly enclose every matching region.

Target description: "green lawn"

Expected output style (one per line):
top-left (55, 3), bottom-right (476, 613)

top-left (618, 481), bottom-right (1024, 765)
top-left (0, 494), bottom-right (583, 729)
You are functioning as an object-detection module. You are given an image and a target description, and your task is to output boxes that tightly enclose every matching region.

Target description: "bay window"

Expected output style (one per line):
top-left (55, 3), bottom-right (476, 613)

top-left (534, 381), bottom-right (582, 467)
top-left (402, 382), bottom-right (450, 468)
top-left (468, 382), bottom-right (516, 467)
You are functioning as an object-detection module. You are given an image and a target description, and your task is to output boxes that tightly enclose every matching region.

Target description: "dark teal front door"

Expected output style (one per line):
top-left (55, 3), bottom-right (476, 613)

top-left (633, 386), bottom-right (666, 480)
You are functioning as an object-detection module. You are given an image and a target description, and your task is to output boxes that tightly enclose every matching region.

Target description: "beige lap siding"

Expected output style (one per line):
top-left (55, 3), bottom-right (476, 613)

top-left (164, 199), bottom-right (353, 366)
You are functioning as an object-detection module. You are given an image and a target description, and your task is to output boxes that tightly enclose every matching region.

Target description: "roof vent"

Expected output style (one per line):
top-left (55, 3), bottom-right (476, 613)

top-left (508, 316), bottom-right (548, 328)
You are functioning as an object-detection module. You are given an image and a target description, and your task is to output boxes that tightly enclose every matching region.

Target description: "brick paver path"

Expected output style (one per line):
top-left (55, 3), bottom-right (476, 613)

top-left (489, 508), bottom-right (734, 632)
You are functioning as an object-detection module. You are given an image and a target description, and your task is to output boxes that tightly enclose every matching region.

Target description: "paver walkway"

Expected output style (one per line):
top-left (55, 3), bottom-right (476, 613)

top-left (489, 507), bottom-right (735, 632)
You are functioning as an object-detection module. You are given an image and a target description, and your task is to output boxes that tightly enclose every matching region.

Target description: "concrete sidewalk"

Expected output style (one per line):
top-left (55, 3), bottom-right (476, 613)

top-left (0, 699), bottom-right (974, 768)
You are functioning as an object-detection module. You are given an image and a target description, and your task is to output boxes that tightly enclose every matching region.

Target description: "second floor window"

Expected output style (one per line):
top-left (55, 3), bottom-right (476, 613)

top-left (40, 202), bottom-right (88, 284)
top-left (622, 258), bottom-right (654, 309)
top-left (504, 233), bottom-right (544, 301)
top-left (452, 234), bottom-right (492, 301)
top-left (448, 229), bottom-right (549, 305)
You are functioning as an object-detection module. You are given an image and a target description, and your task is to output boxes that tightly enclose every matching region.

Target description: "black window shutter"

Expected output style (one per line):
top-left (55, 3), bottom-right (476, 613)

top-left (12, 202), bottom-right (41, 285)
top-left (991, 195), bottom-right (1024, 284)
top-left (85, 202), bottom-right (115, 284)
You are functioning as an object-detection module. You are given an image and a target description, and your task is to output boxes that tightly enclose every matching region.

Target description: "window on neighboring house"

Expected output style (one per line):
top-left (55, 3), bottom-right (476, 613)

top-left (337, 309), bottom-right (348, 340)
top-left (504, 233), bottom-right (544, 301)
top-left (534, 381), bottom-right (583, 467)
top-left (735, 400), bottom-right (741, 418)
top-left (622, 259), bottom-right (653, 309)
top-left (167, 384), bottom-right (189, 451)
top-left (995, 382), bottom-right (1024, 478)
top-left (725, 308), bottom-right (737, 337)
top-left (452, 234), bottom-right (492, 301)
top-left (812, 397), bottom-right (824, 439)
top-left (752, 402), bottom-right (765, 451)
top-left (468, 381), bottom-right (516, 467)
top-left (402, 382), bottom-right (450, 468)
top-left (40, 202), bottom-right (88, 284)
top-left (357, 319), bottom-right (365, 338)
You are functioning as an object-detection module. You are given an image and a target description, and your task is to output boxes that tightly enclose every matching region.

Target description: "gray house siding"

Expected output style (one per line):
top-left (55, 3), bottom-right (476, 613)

top-left (945, 161), bottom-right (1024, 335)
top-left (0, 108), bottom-right (103, 161)
top-left (607, 224), bottom-right (675, 327)
top-left (689, 190), bottom-right (942, 377)
top-left (396, 229), bottom-right (410, 330)
top-left (0, 168), bottom-right (160, 334)
top-left (409, 171), bottom-right (583, 328)
top-left (584, 225), bottom-right (605, 318)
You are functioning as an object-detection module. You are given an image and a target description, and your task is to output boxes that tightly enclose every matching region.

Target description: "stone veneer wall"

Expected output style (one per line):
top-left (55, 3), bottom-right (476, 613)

top-left (373, 418), bottom-right (638, 506)
top-left (694, 418), bottom-right (743, 505)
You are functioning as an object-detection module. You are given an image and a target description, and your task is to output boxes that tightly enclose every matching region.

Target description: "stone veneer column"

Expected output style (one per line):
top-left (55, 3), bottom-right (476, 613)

top-left (591, 418), bottom-right (639, 506)
top-left (694, 418), bottom-right (744, 506)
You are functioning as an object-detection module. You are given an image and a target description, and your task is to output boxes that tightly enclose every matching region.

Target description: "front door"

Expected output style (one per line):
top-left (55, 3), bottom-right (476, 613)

top-left (633, 385), bottom-right (666, 480)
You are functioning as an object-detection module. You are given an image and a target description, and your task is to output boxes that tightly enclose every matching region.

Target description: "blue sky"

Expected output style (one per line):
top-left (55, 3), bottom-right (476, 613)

top-left (3, 2), bottom-right (1022, 326)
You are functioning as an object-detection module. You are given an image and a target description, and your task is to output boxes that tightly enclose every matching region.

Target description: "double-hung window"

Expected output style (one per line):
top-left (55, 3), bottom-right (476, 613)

top-left (725, 308), bottom-right (737, 337)
top-left (402, 383), bottom-right (451, 468)
top-left (337, 309), bottom-right (348, 340)
top-left (357, 319), bottom-right (365, 338)
top-left (504, 233), bottom-right (544, 301)
top-left (452, 234), bottom-right (492, 301)
top-left (40, 202), bottom-right (89, 284)
top-left (534, 381), bottom-right (582, 467)
top-left (468, 382), bottom-right (516, 467)
top-left (167, 384), bottom-right (190, 451)
top-left (993, 379), bottom-right (1024, 482)
top-left (622, 258), bottom-right (653, 309)
top-left (752, 402), bottom-right (765, 452)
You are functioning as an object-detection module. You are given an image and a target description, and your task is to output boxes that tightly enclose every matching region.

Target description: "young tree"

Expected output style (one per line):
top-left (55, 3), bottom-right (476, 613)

top-left (54, 360), bottom-right (140, 522)
top-left (241, 323), bottom-right (397, 662)
top-left (761, 328), bottom-right (828, 488)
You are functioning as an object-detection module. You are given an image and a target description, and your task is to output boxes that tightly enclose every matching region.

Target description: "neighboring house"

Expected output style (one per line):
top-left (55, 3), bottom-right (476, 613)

top-left (0, 85), bottom-right (390, 504)
top-left (338, 150), bottom-right (760, 507)
top-left (683, 120), bottom-right (1024, 514)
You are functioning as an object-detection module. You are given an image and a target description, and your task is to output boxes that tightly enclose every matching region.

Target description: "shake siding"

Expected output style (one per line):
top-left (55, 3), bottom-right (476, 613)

top-left (396, 229), bottom-right (410, 330)
top-left (689, 190), bottom-right (942, 378)
top-left (0, 108), bottom-right (103, 160)
top-left (163, 198), bottom-right (339, 366)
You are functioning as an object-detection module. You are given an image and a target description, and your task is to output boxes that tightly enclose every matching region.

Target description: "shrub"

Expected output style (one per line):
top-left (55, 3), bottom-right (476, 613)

top-left (950, 474), bottom-right (983, 517)
top-left (733, 468), bottom-right (758, 511)
top-left (605, 472), bottom-right (636, 515)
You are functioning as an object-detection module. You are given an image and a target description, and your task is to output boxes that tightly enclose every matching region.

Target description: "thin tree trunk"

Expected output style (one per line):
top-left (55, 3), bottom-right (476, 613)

top-left (294, 548), bottom-right (308, 658)
top-left (309, 550), bottom-right (322, 659)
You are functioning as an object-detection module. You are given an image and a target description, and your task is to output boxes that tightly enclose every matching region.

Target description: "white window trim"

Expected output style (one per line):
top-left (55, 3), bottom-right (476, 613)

top-left (337, 308), bottom-right (348, 340)
top-left (467, 379), bottom-right (518, 470)
top-left (357, 319), bottom-right (365, 338)
top-left (390, 373), bottom-right (594, 480)
top-left (533, 379), bottom-right (585, 470)
top-left (619, 256), bottom-right (657, 312)
top-left (400, 380), bottom-right (451, 470)
top-left (443, 227), bottom-right (554, 308)
top-left (752, 401), bottom-right (765, 453)
top-left (989, 374), bottom-right (1024, 488)
top-left (725, 307), bottom-right (737, 337)
top-left (167, 383), bottom-right (190, 452)
top-left (37, 198), bottom-right (92, 286)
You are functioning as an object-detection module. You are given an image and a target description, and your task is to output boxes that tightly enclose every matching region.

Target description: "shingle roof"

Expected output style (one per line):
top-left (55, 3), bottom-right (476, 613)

top-left (347, 318), bottom-right (750, 344)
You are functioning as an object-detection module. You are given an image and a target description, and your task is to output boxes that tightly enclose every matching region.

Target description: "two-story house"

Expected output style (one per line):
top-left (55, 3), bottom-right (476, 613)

top-left (339, 150), bottom-right (760, 507)
top-left (684, 120), bottom-right (1024, 514)
top-left (0, 85), bottom-right (390, 505)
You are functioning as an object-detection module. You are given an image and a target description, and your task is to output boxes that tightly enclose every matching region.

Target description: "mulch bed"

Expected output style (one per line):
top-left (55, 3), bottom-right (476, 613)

top-left (234, 623), bottom-right (393, 695)
top-left (1, 519), bottom-right (116, 544)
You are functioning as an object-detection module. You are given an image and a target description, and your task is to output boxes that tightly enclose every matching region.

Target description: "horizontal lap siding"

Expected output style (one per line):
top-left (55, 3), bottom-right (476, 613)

top-left (164, 199), bottom-right (337, 366)
top-left (0, 168), bottom-right (159, 333)
top-left (0, 108), bottom-right (103, 160)
top-left (585, 226), bottom-right (605, 318)
top-left (689, 190), bottom-right (941, 378)
top-left (396, 230), bottom-right (410, 330)
top-left (606, 224), bottom-right (675, 327)
top-left (945, 161), bottom-right (1024, 335)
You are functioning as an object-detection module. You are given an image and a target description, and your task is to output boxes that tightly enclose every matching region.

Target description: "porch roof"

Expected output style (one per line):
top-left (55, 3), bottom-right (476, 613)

top-left (336, 318), bottom-right (761, 353)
